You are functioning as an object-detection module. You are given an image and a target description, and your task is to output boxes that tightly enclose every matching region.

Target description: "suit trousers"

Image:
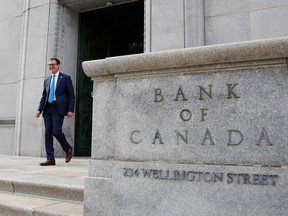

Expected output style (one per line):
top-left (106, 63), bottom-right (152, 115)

top-left (43, 104), bottom-right (71, 160)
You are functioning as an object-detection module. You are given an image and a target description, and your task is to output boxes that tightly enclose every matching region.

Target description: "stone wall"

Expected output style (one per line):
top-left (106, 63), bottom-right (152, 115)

top-left (2, 0), bottom-right (288, 159)
top-left (205, 0), bottom-right (288, 45)
top-left (145, 0), bottom-right (288, 51)
top-left (82, 37), bottom-right (288, 215)
top-left (0, 0), bottom-right (78, 157)
top-left (0, 0), bottom-right (23, 154)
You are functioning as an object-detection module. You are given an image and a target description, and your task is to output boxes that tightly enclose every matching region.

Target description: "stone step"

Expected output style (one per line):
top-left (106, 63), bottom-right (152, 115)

top-left (0, 155), bottom-right (87, 215)
top-left (0, 191), bottom-right (83, 216)
top-left (0, 156), bottom-right (88, 203)
top-left (0, 178), bottom-right (83, 202)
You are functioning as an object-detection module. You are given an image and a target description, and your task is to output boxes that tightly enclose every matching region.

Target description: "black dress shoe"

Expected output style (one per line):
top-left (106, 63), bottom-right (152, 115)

top-left (40, 160), bottom-right (56, 166)
top-left (65, 148), bottom-right (72, 163)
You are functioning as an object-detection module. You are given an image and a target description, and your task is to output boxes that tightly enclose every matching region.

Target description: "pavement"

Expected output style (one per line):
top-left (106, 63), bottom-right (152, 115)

top-left (0, 155), bottom-right (89, 215)
top-left (0, 155), bottom-right (89, 187)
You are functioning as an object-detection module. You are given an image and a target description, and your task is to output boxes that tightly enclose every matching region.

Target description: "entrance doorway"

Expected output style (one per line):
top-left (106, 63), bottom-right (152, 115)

top-left (75, 1), bottom-right (144, 156)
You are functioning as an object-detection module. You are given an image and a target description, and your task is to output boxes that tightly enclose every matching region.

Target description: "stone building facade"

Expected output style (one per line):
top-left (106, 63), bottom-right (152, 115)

top-left (1, 0), bottom-right (288, 157)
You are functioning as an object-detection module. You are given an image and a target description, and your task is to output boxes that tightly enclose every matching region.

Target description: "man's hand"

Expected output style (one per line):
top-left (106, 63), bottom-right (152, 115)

top-left (67, 112), bottom-right (74, 118)
top-left (35, 111), bottom-right (41, 118)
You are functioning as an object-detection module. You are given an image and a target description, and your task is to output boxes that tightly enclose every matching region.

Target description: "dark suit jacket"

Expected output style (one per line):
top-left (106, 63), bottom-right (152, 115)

top-left (37, 72), bottom-right (75, 117)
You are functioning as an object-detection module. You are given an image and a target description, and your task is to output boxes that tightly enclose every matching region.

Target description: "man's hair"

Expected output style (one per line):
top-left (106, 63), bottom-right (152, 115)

top-left (50, 57), bottom-right (60, 65)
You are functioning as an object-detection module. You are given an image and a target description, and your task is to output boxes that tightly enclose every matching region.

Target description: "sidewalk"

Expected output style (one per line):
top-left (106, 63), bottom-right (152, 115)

top-left (0, 155), bottom-right (89, 215)
top-left (0, 155), bottom-right (89, 189)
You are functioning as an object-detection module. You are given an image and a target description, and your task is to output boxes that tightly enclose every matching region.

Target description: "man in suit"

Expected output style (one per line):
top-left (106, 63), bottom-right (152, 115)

top-left (35, 57), bottom-right (75, 166)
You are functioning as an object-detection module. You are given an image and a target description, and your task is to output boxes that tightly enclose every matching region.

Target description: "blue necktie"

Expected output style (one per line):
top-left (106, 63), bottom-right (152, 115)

top-left (48, 75), bottom-right (55, 103)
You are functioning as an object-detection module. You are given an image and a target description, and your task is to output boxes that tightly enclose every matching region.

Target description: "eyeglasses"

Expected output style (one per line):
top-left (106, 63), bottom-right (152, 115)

top-left (48, 64), bottom-right (58, 66)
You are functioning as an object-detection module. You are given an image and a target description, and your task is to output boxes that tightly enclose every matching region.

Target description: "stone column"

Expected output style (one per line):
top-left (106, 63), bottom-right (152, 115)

top-left (145, 0), bottom-right (205, 52)
top-left (184, 0), bottom-right (205, 47)
top-left (14, 0), bottom-right (30, 155)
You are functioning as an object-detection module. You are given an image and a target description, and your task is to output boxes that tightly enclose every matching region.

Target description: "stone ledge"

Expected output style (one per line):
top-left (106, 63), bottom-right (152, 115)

top-left (82, 37), bottom-right (288, 78)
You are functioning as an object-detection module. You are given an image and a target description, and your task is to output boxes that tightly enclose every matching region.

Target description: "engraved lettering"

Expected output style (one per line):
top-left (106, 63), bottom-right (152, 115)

top-left (123, 168), bottom-right (128, 177)
top-left (204, 172), bottom-right (213, 182)
top-left (154, 88), bottom-right (164, 102)
top-left (153, 170), bottom-right (159, 179)
top-left (227, 173), bottom-right (234, 184)
top-left (129, 127), bottom-right (276, 147)
top-left (261, 175), bottom-right (269, 185)
top-left (123, 168), bottom-right (133, 177)
top-left (134, 168), bottom-right (140, 177)
top-left (165, 170), bottom-right (173, 180)
top-left (252, 174), bottom-right (272, 185)
top-left (174, 170), bottom-right (186, 181)
top-left (142, 169), bottom-right (153, 178)
top-left (158, 170), bottom-right (166, 179)
top-left (186, 171), bottom-right (196, 181)
top-left (227, 130), bottom-right (243, 146)
top-left (126, 168), bottom-right (278, 186)
top-left (199, 85), bottom-right (212, 100)
top-left (174, 86), bottom-right (188, 101)
top-left (243, 174), bottom-right (251, 184)
top-left (227, 83), bottom-right (240, 99)
top-left (269, 175), bottom-right (278, 186)
top-left (214, 173), bottom-right (224, 182)
top-left (252, 174), bottom-right (260, 185)
top-left (130, 130), bottom-right (142, 144)
top-left (226, 173), bottom-right (278, 186)
top-left (152, 129), bottom-right (164, 144)
top-left (257, 127), bottom-right (273, 146)
top-left (180, 109), bottom-right (192, 121)
top-left (195, 172), bottom-right (203, 181)
top-left (155, 84), bottom-right (242, 102)
top-left (200, 108), bottom-right (208, 121)
top-left (175, 130), bottom-right (188, 145)
top-left (201, 128), bottom-right (215, 145)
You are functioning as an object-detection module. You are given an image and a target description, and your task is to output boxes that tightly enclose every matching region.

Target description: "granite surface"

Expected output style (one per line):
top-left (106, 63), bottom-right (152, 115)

top-left (83, 38), bottom-right (288, 216)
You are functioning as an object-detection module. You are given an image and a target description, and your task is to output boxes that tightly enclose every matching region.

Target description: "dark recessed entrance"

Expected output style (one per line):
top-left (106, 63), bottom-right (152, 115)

top-left (75, 1), bottom-right (144, 156)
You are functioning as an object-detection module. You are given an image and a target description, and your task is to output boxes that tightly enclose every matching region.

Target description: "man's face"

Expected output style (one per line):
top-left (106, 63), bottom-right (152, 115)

top-left (48, 60), bottom-right (60, 74)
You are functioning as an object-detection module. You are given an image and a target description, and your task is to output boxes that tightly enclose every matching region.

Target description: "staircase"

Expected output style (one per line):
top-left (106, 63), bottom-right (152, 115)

top-left (0, 155), bottom-right (88, 216)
